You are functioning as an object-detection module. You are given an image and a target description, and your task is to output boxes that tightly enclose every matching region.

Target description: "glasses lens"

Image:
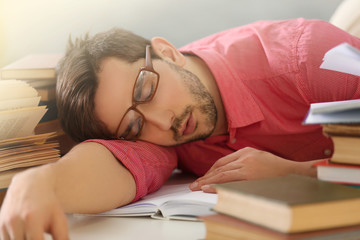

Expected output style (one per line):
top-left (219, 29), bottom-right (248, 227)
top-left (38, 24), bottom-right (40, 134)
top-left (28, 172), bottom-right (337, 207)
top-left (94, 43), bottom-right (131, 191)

top-left (133, 70), bottom-right (159, 102)
top-left (118, 109), bottom-right (144, 140)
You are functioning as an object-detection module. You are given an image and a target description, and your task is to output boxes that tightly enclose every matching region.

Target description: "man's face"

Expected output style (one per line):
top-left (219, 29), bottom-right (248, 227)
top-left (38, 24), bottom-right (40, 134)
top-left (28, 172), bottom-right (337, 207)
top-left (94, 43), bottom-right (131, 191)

top-left (95, 56), bottom-right (217, 146)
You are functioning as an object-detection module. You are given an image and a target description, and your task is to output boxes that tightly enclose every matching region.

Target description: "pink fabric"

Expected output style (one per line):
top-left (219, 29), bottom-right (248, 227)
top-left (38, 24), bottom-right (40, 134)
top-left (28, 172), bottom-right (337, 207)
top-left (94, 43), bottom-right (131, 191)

top-left (89, 18), bottom-right (360, 201)
top-left (86, 139), bottom-right (177, 202)
top-left (176, 18), bottom-right (360, 176)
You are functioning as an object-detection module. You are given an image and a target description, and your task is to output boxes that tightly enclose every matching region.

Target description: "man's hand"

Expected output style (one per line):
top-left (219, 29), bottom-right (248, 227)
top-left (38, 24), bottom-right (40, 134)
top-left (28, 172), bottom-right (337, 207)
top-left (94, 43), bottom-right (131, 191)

top-left (0, 166), bottom-right (69, 240)
top-left (190, 147), bottom-right (319, 193)
top-left (0, 141), bottom-right (136, 240)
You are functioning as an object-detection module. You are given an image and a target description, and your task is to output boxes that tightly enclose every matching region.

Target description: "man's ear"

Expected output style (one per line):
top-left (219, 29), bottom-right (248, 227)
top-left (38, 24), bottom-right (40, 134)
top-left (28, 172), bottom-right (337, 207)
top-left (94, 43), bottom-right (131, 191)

top-left (150, 37), bottom-right (186, 66)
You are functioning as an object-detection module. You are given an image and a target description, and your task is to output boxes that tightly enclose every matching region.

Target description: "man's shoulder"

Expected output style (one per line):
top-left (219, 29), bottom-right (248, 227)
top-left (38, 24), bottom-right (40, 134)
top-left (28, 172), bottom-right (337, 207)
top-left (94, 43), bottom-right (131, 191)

top-left (180, 18), bottom-right (325, 47)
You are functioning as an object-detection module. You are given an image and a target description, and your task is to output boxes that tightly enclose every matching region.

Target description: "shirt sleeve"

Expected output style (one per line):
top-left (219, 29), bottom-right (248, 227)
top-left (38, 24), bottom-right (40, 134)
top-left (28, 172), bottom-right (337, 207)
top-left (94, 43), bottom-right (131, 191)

top-left (296, 19), bottom-right (360, 103)
top-left (85, 139), bottom-right (177, 202)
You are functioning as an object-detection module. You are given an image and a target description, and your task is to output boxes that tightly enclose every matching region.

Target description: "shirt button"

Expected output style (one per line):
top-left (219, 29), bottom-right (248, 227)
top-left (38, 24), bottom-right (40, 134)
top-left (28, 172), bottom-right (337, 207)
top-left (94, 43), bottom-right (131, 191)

top-left (231, 138), bottom-right (237, 144)
top-left (324, 149), bottom-right (332, 156)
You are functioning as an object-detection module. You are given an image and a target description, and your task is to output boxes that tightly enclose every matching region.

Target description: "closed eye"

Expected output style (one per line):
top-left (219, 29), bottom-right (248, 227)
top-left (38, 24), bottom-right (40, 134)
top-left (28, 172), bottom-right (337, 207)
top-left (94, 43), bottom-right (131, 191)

top-left (121, 116), bottom-right (143, 140)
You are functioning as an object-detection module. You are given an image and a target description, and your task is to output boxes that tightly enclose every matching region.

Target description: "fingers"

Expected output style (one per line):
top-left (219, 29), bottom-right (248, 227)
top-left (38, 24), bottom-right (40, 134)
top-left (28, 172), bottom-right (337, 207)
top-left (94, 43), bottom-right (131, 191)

top-left (0, 224), bottom-right (10, 240)
top-left (201, 169), bottom-right (246, 186)
top-left (25, 217), bottom-right (46, 240)
top-left (5, 216), bottom-right (25, 240)
top-left (0, 216), bottom-right (41, 240)
top-left (205, 149), bottom-right (243, 174)
top-left (190, 168), bottom-right (247, 191)
top-left (191, 147), bottom-right (300, 194)
top-left (200, 185), bottom-right (217, 193)
top-left (0, 165), bottom-right (70, 240)
top-left (190, 157), bottom-right (242, 191)
top-left (1, 212), bottom-right (47, 240)
top-left (194, 159), bottom-right (244, 187)
top-left (50, 208), bottom-right (69, 240)
top-left (190, 147), bottom-right (260, 191)
top-left (202, 159), bottom-right (242, 180)
top-left (205, 147), bottom-right (255, 174)
top-left (0, 207), bottom-right (69, 240)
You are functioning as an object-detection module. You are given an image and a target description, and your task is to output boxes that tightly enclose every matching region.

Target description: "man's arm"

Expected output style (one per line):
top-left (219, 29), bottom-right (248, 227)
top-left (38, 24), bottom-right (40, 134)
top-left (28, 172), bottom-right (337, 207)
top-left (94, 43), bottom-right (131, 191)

top-left (0, 141), bottom-right (136, 239)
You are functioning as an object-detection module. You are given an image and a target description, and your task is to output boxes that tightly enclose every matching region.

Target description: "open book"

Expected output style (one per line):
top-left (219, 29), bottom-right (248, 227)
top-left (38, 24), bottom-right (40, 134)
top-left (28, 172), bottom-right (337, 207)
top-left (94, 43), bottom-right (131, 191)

top-left (320, 42), bottom-right (360, 76)
top-left (303, 99), bottom-right (360, 124)
top-left (92, 175), bottom-right (217, 221)
top-left (303, 43), bottom-right (360, 125)
top-left (0, 80), bottom-right (47, 140)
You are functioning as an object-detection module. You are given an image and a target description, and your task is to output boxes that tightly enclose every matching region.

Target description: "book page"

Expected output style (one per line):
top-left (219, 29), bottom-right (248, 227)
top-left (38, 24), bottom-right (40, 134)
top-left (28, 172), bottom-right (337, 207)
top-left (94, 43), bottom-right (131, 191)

top-left (140, 183), bottom-right (217, 206)
top-left (303, 109), bottom-right (360, 124)
top-left (0, 148), bottom-right (59, 164)
top-left (0, 80), bottom-right (38, 101)
top-left (0, 96), bottom-right (41, 111)
top-left (0, 106), bottom-right (47, 140)
top-left (303, 99), bottom-right (360, 124)
top-left (0, 141), bottom-right (59, 158)
top-left (0, 152), bottom-right (59, 171)
top-left (308, 99), bottom-right (360, 114)
top-left (320, 43), bottom-right (360, 76)
top-left (0, 132), bottom-right (57, 148)
top-left (95, 182), bottom-right (217, 218)
top-left (23, 79), bottom-right (56, 88)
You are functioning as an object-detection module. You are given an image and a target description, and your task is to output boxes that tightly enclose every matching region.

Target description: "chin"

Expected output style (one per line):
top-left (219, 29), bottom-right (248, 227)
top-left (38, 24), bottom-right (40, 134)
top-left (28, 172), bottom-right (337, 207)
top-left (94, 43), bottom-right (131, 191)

top-left (148, 138), bottom-right (189, 147)
top-left (172, 133), bottom-right (212, 147)
top-left (143, 139), bottom-right (179, 147)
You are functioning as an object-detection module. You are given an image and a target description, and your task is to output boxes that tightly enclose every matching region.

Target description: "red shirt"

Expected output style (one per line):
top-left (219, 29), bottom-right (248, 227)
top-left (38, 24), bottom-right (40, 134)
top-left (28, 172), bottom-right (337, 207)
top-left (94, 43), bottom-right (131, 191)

top-left (89, 18), bottom-right (360, 201)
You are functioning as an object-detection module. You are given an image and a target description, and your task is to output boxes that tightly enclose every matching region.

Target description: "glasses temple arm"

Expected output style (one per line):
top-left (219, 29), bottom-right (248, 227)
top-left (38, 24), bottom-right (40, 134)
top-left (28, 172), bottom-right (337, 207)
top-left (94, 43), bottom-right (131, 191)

top-left (145, 45), bottom-right (154, 69)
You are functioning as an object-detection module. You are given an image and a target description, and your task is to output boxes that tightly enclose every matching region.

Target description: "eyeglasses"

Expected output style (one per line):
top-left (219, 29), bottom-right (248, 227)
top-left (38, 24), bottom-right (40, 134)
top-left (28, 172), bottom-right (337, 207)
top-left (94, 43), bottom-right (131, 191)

top-left (115, 45), bottom-right (160, 140)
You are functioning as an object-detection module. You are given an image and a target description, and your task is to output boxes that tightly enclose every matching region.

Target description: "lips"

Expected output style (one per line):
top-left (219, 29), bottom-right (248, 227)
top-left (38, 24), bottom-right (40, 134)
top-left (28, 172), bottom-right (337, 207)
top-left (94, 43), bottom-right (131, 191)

top-left (182, 112), bottom-right (196, 136)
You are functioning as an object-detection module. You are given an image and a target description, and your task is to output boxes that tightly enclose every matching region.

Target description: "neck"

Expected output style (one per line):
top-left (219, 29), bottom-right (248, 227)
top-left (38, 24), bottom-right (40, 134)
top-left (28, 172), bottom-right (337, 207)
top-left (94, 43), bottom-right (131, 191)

top-left (183, 55), bottom-right (227, 136)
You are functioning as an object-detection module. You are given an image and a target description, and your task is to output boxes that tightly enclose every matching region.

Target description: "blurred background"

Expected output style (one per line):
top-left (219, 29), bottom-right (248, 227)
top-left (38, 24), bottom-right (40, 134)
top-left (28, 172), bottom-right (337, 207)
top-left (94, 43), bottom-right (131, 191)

top-left (0, 0), bottom-right (345, 68)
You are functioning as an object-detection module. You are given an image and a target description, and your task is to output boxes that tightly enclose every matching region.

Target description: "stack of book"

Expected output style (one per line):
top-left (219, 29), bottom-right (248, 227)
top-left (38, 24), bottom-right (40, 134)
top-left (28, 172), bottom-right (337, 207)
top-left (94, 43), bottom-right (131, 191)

top-left (0, 80), bottom-right (60, 190)
top-left (316, 123), bottom-right (360, 187)
top-left (304, 99), bottom-right (360, 187)
top-left (35, 119), bottom-right (77, 156)
top-left (0, 54), bottom-right (78, 193)
top-left (303, 42), bottom-right (360, 187)
top-left (201, 174), bottom-right (360, 240)
top-left (1, 54), bottom-right (78, 156)
top-left (1, 54), bottom-right (63, 122)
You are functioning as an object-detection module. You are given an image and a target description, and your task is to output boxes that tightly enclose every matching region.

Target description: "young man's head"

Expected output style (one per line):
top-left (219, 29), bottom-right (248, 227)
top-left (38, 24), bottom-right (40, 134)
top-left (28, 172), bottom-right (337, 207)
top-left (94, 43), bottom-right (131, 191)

top-left (57, 28), bottom-right (218, 146)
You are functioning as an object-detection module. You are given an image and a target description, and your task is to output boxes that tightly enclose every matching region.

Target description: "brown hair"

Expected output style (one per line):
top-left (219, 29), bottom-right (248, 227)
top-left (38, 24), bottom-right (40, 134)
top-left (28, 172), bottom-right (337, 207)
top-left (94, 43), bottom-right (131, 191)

top-left (56, 28), bottom-right (159, 142)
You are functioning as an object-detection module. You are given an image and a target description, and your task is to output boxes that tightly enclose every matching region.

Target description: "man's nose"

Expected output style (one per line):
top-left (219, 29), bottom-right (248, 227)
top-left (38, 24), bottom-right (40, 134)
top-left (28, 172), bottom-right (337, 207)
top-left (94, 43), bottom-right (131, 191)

top-left (137, 105), bottom-right (175, 131)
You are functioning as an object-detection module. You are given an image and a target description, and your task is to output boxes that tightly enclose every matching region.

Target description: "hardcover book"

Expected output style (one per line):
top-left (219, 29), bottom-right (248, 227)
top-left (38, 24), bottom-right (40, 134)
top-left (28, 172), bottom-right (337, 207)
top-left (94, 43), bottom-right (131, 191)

top-left (1, 54), bottom-right (63, 80)
top-left (213, 174), bottom-right (360, 233)
top-left (321, 124), bottom-right (360, 165)
top-left (315, 160), bottom-right (360, 185)
top-left (200, 214), bottom-right (360, 240)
